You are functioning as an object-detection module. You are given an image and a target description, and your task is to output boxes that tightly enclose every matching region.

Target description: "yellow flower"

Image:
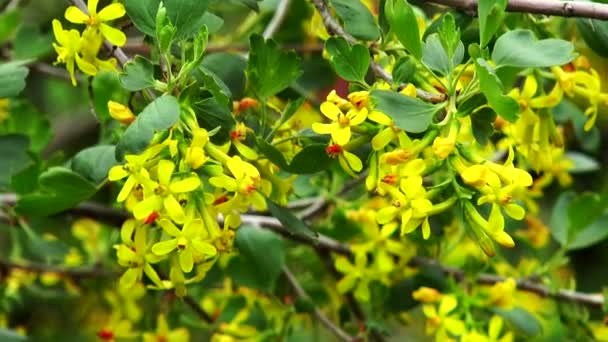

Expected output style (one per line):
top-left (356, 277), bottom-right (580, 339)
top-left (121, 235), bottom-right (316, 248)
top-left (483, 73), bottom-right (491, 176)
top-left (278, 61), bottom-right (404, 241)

top-left (229, 122), bottom-right (258, 160)
top-left (461, 315), bottom-right (513, 342)
top-left (132, 159), bottom-right (201, 224)
top-left (143, 314), bottom-right (190, 342)
top-left (185, 128), bottom-right (209, 169)
top-left (108, 144), bottom-right (164, 203)
top-left (487, 278), bottom-right (517, 308)
top-left (52, 19), bottom-right (97, 86)
top-left (115, 220), bottom-right (164, 290)
top-left (151, 219), bottom-right (217, 273)
top-left (210, 156), bottom-right (269, 212)
top-left (413, 287), bottom-right (442, 303)
top-left (334, 252), bottom-right (372, 301)
top-left (108, 101), bottom-right (135, 125)
top-left (312, 101), bottom-right (368, 145)
top-left (376, 175), bottom-right (433, 239)
top-left (64, 0), bottom-right (127, 46)
top-left (0, 98), bottom-right (8, 123)
top-left (422, 295), bottom-right (466, 341)
top-left (325, 143), bottom-right (363, 177)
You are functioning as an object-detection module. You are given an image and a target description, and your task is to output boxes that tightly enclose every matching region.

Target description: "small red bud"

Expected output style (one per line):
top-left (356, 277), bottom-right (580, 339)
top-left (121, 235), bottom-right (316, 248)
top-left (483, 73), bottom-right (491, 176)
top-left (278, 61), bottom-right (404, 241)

top-left (143, 212), bottom-right (159, 225)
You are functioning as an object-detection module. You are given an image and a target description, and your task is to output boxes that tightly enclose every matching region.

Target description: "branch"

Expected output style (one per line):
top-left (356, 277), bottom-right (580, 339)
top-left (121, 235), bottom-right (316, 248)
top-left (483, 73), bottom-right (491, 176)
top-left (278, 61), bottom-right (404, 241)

top-left (0, 259), bottom-right (116, 278)
top-left (1, 193), bottom-right (603, 308)
top-left (283, 266), bottom-right (356, 342)
top-left (183, 295), bottom-right (215, 324)
top-left (71, 0), bottom-right (129, 65)
top-left (263, 0), bottom-right (291, 39)
top-left (427, 0), bottom-right (608, 20)
top-left (309, 0), bottom-right (447, 104)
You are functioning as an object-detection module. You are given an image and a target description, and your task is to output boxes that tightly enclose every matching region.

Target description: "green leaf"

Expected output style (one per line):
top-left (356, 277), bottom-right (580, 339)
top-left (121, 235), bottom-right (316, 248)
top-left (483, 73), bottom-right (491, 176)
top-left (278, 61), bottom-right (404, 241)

top-left (0, 100), bottom-right (52, 153)
top-left (474, 59), bottom-right (519, 122)
top-left (457, 93), bottom-right (486, 117)
top-left (116, 95), bottom-right (181, 159)
top-left (568, 192), bottom-right (604, 235)
top-left (550, 191), bottom-right (575, 247)
top-left (492, 30), bottom-right (576, 68)
top-left (577, 18), bottom-right (608, 57)
top-left (231, 226), bottom-right (286, 291)
top-left (13, 25), bottom-right (54, 59)
top-left (0, 9), bottom-right (20, 43)
top-left (478, 0), bottom-right (507, 47)
top-left (165, 0), bottom-right (210, 38)
top-left (422, 33), bottom-right (464, 77)
top-left (92, 71), bottom-right (130, 122)
top-left (568, 214), bottom-right (608, 250)
top-left (192, 97), bottom-right (235, 144)
top-left (125, 0), bottom-right (161, 36)
top-left (199, 69), bottom-right (231, 108)
top-left (324, 37), bottom-right (370, 84)
top-left (438, 13), bottom-right (461, 62)
top-left (200, 53), bottom-right (247, 99)
top-left (201, 12), bottom-right (224, 33)
top-left (16, 167), bottom-right (98, 217)
top-left (233, 0), bottom-right (261, 11)
top-left (370, 90), bottom-right (444, 133)
top-left (256, 139), bottom-right (332, 174)
top-left (0, 134), bottom-right (31, 191)
top-left (566, 152), bottom-right (600, 173)
top-left (0, 61), bottom-right (29, 98)
top-left (119, 56), bottom-right (156, 91)
top-left (247, 34), bottom-right (302, 99)
top-left (392, 56), bottom-right (416, 85)
top-left (267, 98), bottom-right (305, 141)
top-left (493, 307), bottom-right (542, 337)
top-left (330, 0), bottom-right (380, 41)
top-left (71, 145), bottom-right (119, 184)
top-left (266, 198), bottom-right (318, 242)
top-left (385, 0), bottom-right (421, 59)
top-left (470, 107), bottom-right (496, 146)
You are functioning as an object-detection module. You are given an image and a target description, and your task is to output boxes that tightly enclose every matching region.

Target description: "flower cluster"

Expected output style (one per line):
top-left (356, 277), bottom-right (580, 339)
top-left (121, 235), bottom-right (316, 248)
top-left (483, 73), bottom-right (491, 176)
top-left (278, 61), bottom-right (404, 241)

top-left (52, 0), bottom-right (126, 85)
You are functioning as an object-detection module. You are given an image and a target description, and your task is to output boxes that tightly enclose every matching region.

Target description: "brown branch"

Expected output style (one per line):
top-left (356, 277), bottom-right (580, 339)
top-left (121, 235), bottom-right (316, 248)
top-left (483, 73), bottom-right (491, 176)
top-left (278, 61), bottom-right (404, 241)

top-left (283, 266), bottom-right (356, 342)
top-left (0, 259), bottom-right (116, 278)
top-left (183, 295), bottom-right (215, 324)
top-left (309, 0), bottom-right (447, 104)
top-left (0, 193), bottom-right (603, 308)
top-left (428, 0), bottom-right (608, 20)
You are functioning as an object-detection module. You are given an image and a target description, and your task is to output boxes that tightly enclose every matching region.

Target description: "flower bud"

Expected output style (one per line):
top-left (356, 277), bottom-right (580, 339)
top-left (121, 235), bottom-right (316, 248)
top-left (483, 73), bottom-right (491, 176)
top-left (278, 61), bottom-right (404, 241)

top-left (108, 101), bottom-right (135, 125)
top-left (412, 286), bottom-right (442, 303)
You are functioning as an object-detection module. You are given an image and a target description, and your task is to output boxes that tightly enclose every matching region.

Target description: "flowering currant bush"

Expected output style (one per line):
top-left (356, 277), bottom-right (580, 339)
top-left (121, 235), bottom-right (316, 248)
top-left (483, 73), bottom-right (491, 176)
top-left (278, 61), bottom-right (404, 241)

top-left (3, 0), bottom-right (608, 340)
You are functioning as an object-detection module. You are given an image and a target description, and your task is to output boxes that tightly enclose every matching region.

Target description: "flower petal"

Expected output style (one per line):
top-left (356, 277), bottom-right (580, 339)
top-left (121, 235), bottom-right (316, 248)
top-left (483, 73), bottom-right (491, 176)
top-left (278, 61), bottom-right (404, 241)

top-left (320, 101), bottom-right (341, 121)
top-left (133, 195), bottom-right (162, 220)
top-left (116, 175), bottom-right (136, 202)
top-left (151, 238), bottom-right (178, 255)
top-left (169, 176), bottom-right (201, 193)
top-left (180, 248), bottom-right (194, 273)
top-left (64, 6), bottom-right (89, 24)
top-left (164, 195), bottom-right (186, 224)
top-left (97, 3), bottom-right (126, 21)
top-left (331, 126), bottom-right (351, 145)
top-left (100, 23), bottom-right (127, 47)
top-left (158, 219), bottom-right (182, 237)
top-left (157, 159), bottom-right (175, 186)
top-left (191, 240), bottom-right (217, 257)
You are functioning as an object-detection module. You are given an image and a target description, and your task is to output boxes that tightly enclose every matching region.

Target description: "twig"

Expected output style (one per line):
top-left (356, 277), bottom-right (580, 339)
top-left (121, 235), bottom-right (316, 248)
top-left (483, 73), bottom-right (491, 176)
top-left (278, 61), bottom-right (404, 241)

top-left (263, 0), bottom-right (291, 39)
top-left (309, 0), bottom-right (447, 104)
top-left (183, 295), bottom-right (215, 324)
top-left (1, 193), bottom-right (603, 308)
top-left (0, 259), bottom-right (116, 278)
top-left (30, 63), bottom-right (84, 83)
top-left (283, 266), bottom-right (355, 342)
top-left (71, 0), bottom-right (129, 65)
top-left (122, 41), bottom-right (325, 54)
top-left (427, 0), bottom-right (608, 20)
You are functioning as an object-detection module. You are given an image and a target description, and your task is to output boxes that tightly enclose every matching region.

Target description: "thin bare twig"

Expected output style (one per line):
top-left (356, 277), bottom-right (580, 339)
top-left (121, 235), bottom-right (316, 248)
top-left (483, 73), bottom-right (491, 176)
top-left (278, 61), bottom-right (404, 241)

top-left (263, 0), bottom-right (291, 39)
top-left (0, 192), bottom-right (603, 308)
top-left (309, 0), bottom-right (447, 104)
top-left (428, 0), bottom-right (608, 20)
top-left (283, 266), bottom-right (355, 342)
top-left (0, 259), bottom-right (116, 278)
